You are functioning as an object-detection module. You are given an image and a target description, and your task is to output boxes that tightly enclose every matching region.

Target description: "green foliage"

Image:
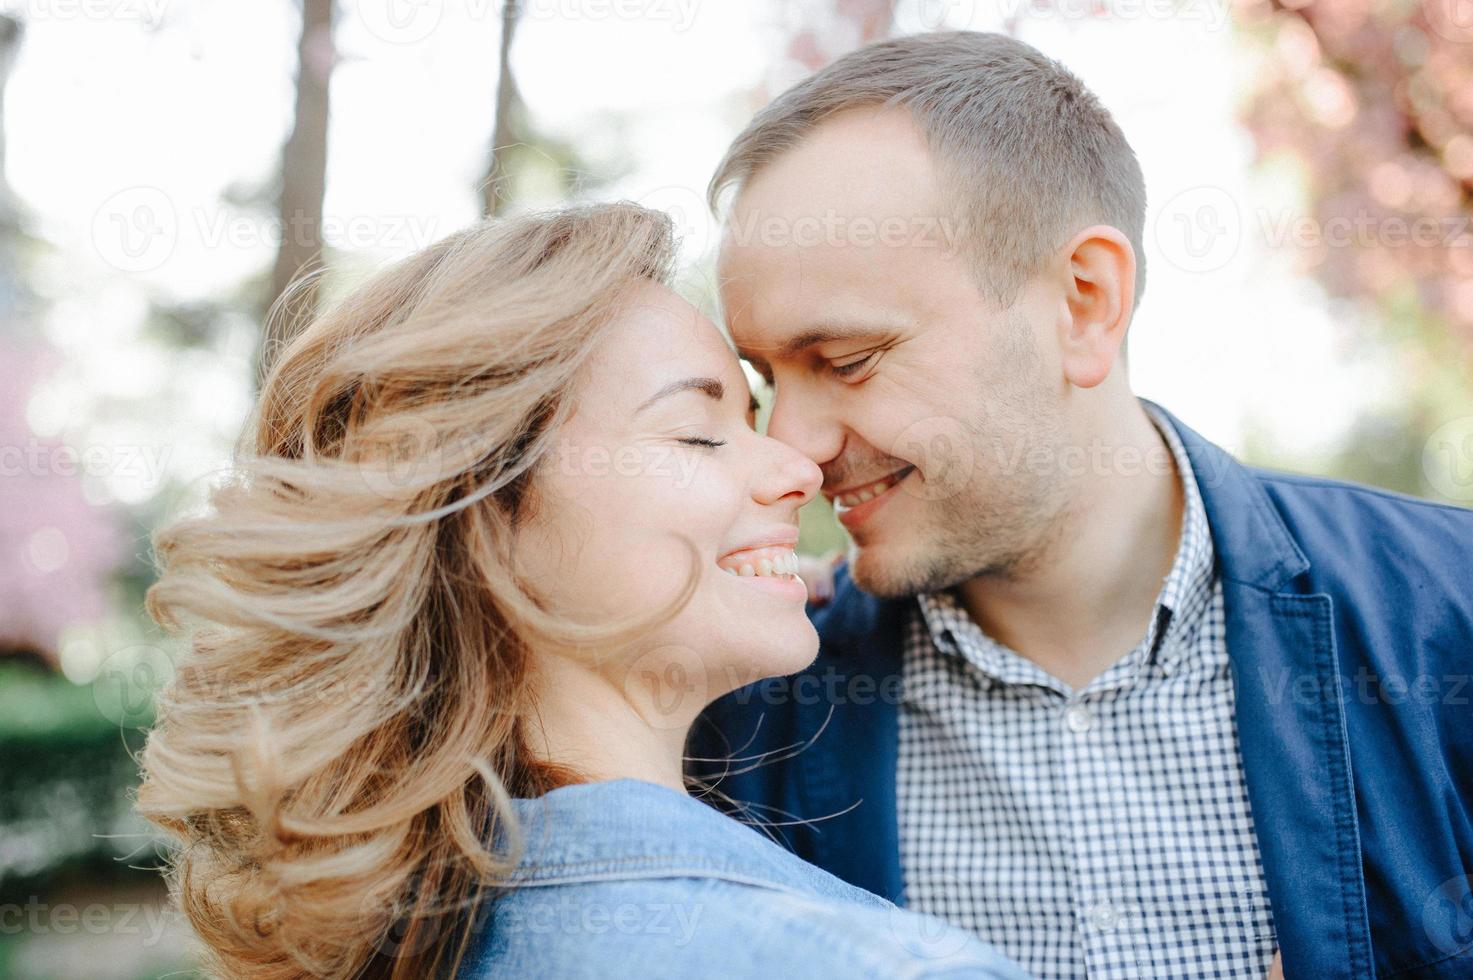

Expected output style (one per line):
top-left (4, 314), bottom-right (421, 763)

top-left (0, 663), bottom-right (153, 892)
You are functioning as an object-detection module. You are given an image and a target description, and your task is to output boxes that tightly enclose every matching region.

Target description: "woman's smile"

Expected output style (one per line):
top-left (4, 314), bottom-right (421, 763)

top-left (715, 544), bottom-right (808, 601)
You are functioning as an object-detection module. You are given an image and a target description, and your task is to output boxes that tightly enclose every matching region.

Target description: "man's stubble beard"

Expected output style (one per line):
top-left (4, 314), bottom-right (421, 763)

top-left (846, 327), bottom-right (1073, 600)
top-left (847, 453), bottom-right (1074, 599)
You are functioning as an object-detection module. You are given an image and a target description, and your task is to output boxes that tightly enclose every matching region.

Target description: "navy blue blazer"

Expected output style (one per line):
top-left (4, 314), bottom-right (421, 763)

top-left (689, 401), bottom-right (1473, 979)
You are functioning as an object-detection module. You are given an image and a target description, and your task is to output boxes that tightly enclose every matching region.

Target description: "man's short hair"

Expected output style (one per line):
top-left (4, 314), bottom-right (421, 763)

top-left (709, 31), bottom-right (1148, 310)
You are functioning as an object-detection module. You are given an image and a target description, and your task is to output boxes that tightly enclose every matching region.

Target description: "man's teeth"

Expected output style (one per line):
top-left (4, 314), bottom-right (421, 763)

top-left (834, 469), bottom-right (908, 508)
top-left (720, 550), bottom-right (801, 578)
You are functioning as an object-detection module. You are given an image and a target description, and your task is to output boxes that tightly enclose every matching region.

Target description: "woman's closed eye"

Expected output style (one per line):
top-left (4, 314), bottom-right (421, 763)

top-left (677, 435), bottom-right (727, 449)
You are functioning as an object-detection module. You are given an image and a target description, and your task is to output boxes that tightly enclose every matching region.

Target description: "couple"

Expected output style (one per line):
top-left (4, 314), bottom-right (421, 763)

top-left (137, 31), bottom-right (1473, 980)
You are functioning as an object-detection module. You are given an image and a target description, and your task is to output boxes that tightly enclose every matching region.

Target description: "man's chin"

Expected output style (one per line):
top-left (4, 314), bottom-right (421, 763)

top-left (847, 528), bottom-right (994, 599)
top-left (845, 541), bottom-right (934, 600)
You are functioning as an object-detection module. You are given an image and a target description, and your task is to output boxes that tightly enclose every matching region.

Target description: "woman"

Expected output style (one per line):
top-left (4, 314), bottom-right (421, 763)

top-left (137, 202), bottom-right (1030, 979)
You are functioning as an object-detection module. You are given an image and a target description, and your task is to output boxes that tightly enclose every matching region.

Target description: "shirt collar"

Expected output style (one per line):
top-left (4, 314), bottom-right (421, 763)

top-left (1143, 400), bottom-right (1217, 673)
top-left (915, 589), bottom-right (1058, 694)
top-left (913, 400), bottom-right (1216, 690)
top-left (495, 778), bottom-right (861, 897)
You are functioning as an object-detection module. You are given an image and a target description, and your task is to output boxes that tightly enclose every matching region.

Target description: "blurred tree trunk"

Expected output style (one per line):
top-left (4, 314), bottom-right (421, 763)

top-left (0, 14), bottom-right (21, 225)
top-left (260, 0), bottom-right (334, 388)
top-left (0, 14), bottom-right (24, 323)
top-left (481, 0), bottom-right (522, 216)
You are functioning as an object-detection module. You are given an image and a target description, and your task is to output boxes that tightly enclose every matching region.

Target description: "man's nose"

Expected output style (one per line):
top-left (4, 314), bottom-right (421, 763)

top-left (764, 381), bottom-right (844, 469)
top-left (752, 438), bottom-right (823, 509)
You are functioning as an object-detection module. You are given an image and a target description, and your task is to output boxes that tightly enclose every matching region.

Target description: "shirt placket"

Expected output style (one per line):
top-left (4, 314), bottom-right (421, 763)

top-left (1059, 648), bottom-right (1151, 978)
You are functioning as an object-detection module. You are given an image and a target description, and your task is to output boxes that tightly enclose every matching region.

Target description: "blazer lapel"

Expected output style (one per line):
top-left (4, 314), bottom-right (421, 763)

top-left (1155, 400), bottom-right (1374, 979)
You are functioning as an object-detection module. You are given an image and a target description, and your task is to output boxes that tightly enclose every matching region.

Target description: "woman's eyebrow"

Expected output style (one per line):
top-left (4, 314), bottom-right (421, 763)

top-left (634, 377), bottom-right (725, 414)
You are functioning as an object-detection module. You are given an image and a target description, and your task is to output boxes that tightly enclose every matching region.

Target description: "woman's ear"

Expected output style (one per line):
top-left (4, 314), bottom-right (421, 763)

top-left (1056, 224), bottom-right (1136, 389)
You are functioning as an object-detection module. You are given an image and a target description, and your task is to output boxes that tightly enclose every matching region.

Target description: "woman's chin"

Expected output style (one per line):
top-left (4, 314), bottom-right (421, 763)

top-left (747, 619), bottom-right (821, 682)
top-left (702, 615), bottom-right (819, 694)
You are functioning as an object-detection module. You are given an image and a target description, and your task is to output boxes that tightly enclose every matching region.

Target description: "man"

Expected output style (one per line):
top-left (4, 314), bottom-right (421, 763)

top-left (689, 31), bottom-right (1473, 980)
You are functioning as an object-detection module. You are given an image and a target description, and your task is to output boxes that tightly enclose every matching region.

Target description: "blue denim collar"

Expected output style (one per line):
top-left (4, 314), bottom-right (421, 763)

top-left (499, 778), bottom-right (852, 898)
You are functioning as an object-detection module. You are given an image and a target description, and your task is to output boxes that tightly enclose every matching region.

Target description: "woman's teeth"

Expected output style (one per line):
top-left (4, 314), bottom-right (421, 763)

top-left (718, 549), bottom-right (801, 579)
top-left (834, 468), bottom-right (909, 509)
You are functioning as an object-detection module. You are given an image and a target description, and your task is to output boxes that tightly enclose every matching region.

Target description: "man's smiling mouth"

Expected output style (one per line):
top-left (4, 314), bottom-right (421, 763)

top-left (829, 465), bottom-right (916, 511)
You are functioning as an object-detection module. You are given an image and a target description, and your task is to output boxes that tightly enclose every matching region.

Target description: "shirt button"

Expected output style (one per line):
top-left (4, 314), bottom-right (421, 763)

top-left (1091, 902), bottom-right (1119, 932)
top-left (1064, 704), bottom-right (1093, 733)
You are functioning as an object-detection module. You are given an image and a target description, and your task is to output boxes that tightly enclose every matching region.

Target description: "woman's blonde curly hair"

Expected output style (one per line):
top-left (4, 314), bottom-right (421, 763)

top-left (137, 202), bottom-right (697, 978)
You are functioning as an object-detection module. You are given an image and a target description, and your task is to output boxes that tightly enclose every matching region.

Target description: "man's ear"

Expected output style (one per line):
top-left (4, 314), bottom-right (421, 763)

top-left (1056, 224), bottom-right (1136, 389)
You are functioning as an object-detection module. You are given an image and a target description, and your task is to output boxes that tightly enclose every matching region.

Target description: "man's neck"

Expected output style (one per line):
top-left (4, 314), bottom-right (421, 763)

top-left (955, 402), bottom-right (1184, 692)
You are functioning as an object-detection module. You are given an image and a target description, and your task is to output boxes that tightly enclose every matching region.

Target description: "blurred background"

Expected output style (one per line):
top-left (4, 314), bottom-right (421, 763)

top-left (1, 0), bottom-right (1471, 976)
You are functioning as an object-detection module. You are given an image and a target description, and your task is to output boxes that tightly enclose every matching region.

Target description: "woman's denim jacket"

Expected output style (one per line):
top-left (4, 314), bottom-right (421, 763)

top-left (460, 777), bottom-right (1031, 979)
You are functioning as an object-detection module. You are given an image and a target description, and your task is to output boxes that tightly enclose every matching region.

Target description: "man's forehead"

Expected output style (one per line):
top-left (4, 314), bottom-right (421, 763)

top-left (717, 234), bottom-right (885, 317)
top-left (715, 206), bottom-right (953, 325)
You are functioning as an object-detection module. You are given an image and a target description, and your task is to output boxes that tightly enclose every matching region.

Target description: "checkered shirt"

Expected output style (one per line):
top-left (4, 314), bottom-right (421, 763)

top-left (895, 403), bottom-right (1278, 979)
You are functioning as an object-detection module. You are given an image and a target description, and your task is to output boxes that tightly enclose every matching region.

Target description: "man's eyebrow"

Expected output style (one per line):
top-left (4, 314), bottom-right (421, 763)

top-left (744, 318), bottom-right (908, 364)
top-left (778, 327), bottom-right (866, 359)
top-left (634, 376), bottom-right (726, 414)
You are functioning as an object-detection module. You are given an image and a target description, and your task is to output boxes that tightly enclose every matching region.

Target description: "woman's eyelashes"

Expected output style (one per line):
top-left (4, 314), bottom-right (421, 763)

top-left (677, 435), bottom-right (727, 449)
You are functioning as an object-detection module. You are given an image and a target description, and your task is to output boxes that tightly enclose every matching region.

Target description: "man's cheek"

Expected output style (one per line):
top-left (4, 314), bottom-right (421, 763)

top-left (888, 414), bottom-right (978, 504)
